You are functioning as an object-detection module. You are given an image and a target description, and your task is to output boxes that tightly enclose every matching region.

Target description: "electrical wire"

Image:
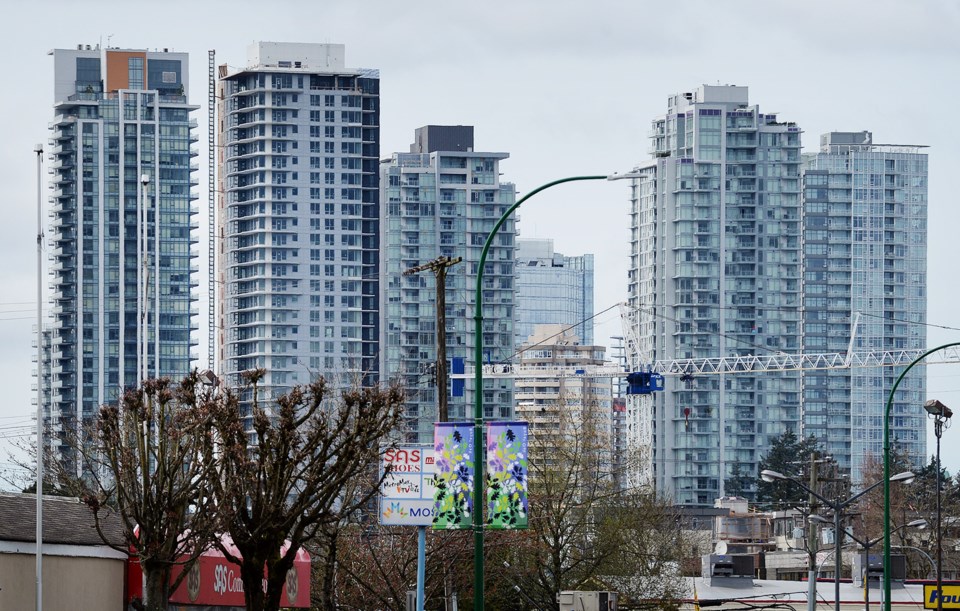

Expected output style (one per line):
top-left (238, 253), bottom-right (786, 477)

top-left (857, 310), bottom-right (960, 333)
top-left (622, 301), bottom-right (793, 357)
top-left (506, 302), bottom-right (622, 363)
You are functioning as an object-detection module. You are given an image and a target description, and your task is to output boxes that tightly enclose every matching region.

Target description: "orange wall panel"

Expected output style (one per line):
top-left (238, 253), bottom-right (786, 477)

top-left (105, 51), bottom-right (146, 92)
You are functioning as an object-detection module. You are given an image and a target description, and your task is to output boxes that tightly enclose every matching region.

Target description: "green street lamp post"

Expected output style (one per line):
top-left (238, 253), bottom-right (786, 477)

top-left (883, 343), bottom-right (960, 611)
top-left (472, 173), bottom-right (637, 610)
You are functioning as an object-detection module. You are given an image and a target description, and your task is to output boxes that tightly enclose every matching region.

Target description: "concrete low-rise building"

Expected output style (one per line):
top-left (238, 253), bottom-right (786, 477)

top-left (0, 492), bottom-right (126, 610)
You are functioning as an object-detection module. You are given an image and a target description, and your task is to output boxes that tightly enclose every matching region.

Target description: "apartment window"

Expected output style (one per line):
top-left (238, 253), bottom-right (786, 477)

top-left (128, 57), bottom-right (144, 89)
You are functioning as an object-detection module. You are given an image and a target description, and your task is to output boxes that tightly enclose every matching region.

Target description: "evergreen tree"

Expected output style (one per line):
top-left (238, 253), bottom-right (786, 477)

top-left (755, 431), bottom-right (822, 510)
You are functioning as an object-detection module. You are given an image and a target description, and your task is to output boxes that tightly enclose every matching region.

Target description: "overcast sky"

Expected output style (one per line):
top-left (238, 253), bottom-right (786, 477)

top-left (2, 0), bottom-right (959, 486)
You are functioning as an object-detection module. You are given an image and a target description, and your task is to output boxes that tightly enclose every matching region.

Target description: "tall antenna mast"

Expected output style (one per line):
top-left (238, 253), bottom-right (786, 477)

top-left (34, 142), bottom-right (44, 611)
top-left (207, 50), bottom-right (216, 371)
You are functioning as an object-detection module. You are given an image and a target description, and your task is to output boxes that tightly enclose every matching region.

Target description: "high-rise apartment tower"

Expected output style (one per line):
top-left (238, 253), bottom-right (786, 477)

top-left (217, 43), bottom-right (380, 401)
top-left (514, 238), bottom-right (594, 348)
top-left (379, 126), bottom-right (516, 443)
top-left (47, 45), bottom-right (199, 466)
top-left (802, 131), bottom-right (927, 479)
top-left (628, 85), bottom-right (803, 505)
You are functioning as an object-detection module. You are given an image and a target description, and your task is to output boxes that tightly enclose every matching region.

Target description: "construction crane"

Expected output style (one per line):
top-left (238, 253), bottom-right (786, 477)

top-left (454, 307), bottom-right (960, 381)
top-left (450, 305), bottom-right (960, 490)
top-left (454, 346), bottom-right (960, 380)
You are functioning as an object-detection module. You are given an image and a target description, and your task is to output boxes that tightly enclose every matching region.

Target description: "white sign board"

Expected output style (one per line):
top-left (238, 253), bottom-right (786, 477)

top-left (379, 445), bottom-right (437, 526)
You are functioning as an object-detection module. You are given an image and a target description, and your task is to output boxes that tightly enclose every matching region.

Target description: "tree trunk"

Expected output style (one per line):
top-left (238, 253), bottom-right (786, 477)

top-left (241, 555), bottom-right (267, 611)
top-left (317, 527), bottom-right (339, 611)
top-left (263, 567), bottom-right (288, 611)
top-left (240, 551), bottom-right (297, 611)
top-left (142, 564), bottom-right (170, 611)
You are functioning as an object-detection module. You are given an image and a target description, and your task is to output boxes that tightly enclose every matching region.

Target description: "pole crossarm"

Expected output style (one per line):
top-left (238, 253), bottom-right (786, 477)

top-left (403, 255), bottom-right (463, 277)
top-left (406, 256), bottom-right (462, 423)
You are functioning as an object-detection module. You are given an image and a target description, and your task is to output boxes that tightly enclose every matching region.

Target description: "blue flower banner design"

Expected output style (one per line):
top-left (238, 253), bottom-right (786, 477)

top-left (485, 421), bottom-right (528, 529)
top-left (432, 421), bottom-right (475, 529)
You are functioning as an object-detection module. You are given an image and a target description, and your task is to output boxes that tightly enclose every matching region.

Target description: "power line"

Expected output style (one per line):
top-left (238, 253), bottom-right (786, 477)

top-left (857, 311), bottom-right (960, 333)
top-left (623, 301), bottom-right (791, 357)
top-left (505, 302), bottom-right (622, 364)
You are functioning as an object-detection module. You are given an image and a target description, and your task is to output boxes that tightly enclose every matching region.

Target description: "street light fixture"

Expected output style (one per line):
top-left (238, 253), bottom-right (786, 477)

top-left (809, 518), bottom-right (926, 611)
top-left (760, 469), bottom-right (915, 611)
top-left (471, 171), bottom-right (643, 611)
top-left (925, 399), bottom-right (953, 611)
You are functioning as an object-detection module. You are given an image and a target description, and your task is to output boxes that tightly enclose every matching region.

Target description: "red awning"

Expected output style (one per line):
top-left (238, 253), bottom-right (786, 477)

top-left (128, 533), bottom-right (310, 608)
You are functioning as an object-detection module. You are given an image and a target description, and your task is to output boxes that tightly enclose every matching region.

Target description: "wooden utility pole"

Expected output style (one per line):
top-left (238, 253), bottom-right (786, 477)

top-left (404, 256), bottom-right (462, 423)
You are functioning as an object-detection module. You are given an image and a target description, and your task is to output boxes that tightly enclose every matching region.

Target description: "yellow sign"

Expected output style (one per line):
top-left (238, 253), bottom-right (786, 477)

top-left (924, 585), bottom-right (960, 609)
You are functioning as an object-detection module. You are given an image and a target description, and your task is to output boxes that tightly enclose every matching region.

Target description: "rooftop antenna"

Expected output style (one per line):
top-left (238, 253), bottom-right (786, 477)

top-left (34, 142), bottom-right (44, 611)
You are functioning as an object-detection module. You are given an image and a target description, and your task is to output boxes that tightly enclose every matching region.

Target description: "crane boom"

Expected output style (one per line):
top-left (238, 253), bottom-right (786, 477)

top-left (452, 346), bottom-right (960, 380)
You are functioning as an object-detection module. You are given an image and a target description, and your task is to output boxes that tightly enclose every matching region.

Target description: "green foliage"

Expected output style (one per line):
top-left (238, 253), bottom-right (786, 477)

top-left (755, 431), bottom-right (823, 510)
top-left (724, 462), bottom-right (754, 498)
top-left (21, 480), bottom-right (73, 497)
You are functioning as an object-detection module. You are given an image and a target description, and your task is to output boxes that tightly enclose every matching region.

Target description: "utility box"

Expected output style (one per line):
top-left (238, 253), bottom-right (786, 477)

top-left (702, 553), bottom-right (755, 587)
top-left (853, 553), bottom-right (907, 588)
top-left (557, 590), bottom-right (619, 611)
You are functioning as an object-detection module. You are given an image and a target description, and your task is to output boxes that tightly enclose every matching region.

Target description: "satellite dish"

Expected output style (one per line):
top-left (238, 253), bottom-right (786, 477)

top-left (715, 541), bottom-right (728, 555)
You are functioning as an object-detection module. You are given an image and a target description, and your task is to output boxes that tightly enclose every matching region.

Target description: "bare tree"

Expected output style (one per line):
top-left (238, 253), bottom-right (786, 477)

top-left (856, 449), bottom-right (960, 581)
top-left (485, 398), bottom-right (689, 611)
top-left (491, 400), bottom-right (622, 610)
top-left (598, 491), bottom-right (690, 606)
top-left (58, 373), bottom-right (219, 611)
top-left (329, 522), bottom-right (480, 610)
top-left (210, 370), bottom-right (404, 611)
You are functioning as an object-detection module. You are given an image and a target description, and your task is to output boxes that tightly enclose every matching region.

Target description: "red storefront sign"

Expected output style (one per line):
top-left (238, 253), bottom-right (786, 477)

top-left (127, 534), bottom-right (310, 608)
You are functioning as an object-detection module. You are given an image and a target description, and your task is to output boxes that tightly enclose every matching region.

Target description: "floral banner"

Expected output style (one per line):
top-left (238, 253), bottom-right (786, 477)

top-left (432, 422), bottom-right (475, 529)
top-left (485, 421), bottom-right (528, 529)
